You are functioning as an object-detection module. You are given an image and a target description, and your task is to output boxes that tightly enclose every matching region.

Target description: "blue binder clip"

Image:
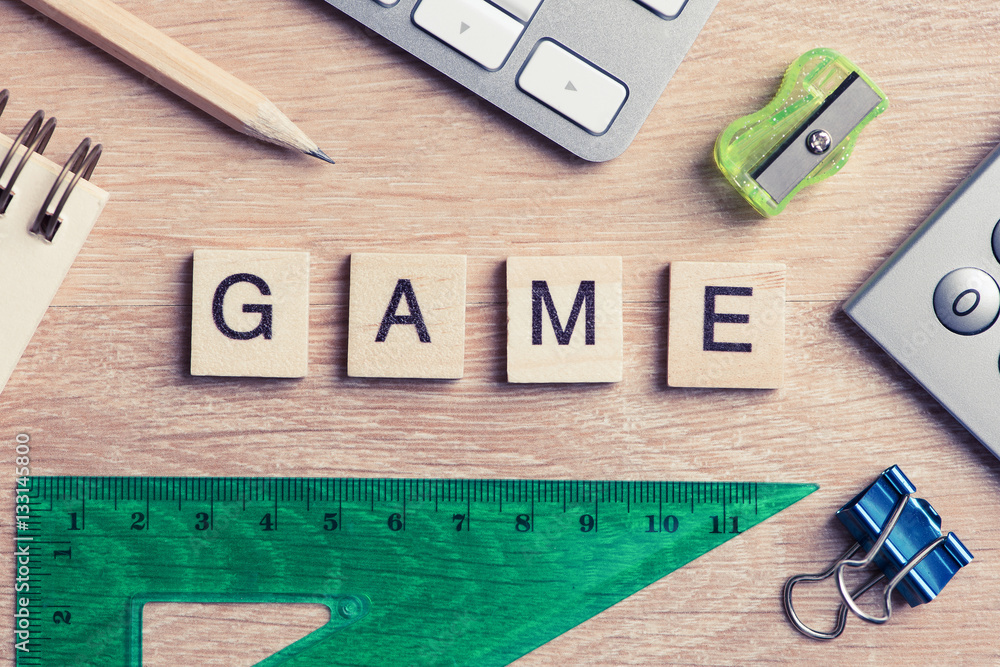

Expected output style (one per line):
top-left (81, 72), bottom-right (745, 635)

top-left (783, 465), bottom-right (972, 640)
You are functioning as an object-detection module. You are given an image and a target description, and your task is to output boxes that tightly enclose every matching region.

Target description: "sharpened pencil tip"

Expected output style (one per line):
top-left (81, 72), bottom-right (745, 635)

top-left (308, 148), bottom-right (336, 164)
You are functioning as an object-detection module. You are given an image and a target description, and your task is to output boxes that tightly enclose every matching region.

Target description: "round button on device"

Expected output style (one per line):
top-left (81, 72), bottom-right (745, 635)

top-left (933, 267), bottom-right (1000, 335)
top-left (993, 219), bottom-right (1000, 264)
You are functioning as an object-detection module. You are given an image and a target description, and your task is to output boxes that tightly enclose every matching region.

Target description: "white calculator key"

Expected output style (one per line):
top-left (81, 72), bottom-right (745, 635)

top-left (993, 220), bottom-right (1000, 263)
top-left (517, 40), bottom-right (628, 135)
top-left (372, 0), bottom-right (399, 6)
top-left (413, 0), bottom-right (525, 71)
top-left (490, 0), bottom-right (542, 21)
top-left (633, 0), bottom-right (687, 18)
top-left (933, 267), bottom-right (1000, 335)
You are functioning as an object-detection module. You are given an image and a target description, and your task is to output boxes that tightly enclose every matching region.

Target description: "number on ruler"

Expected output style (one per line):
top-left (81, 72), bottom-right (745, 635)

top-left (709, 516), bottom-right (741, 534)
top-left (645, 515), bottom-right (679, 533)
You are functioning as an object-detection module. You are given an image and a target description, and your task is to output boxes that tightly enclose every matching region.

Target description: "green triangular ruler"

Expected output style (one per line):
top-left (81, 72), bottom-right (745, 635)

top-left (14, 478), bottom-right (816, 665)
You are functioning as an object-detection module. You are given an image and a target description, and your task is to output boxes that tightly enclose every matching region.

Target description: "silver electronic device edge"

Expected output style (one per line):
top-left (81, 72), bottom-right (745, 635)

top-left (844, 142), bottom-right (1000, 458)
top-left (322, 0), bottom-right (721, 162)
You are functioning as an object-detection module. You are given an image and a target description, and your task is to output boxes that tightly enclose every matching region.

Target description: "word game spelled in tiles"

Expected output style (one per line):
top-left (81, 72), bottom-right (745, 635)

top-left (348, 253), bottom-right (467, 379)
top-left (667, 262), bottom-right (786, 389)
top-left (507, 256), bottom-right (623, 383)
top-left (191, 249), bottom-right (310, 378)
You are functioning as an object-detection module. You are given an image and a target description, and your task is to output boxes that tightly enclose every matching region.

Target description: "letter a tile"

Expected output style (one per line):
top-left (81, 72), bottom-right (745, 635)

top-left (191, 249), bottom-right (310, 377)
top-left (348, 253), bottom-right (467, 379)
top-left (507, 256), bottom-right (623, 383)
top-left (667, 261), bottom-right (785, 388)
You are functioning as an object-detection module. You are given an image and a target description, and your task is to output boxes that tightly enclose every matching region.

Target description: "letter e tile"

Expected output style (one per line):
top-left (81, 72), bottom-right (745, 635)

top-left (667, 261), bottom-right (785, 388)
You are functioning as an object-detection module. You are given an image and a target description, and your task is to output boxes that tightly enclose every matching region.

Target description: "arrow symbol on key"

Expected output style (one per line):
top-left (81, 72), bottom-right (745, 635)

top-left (460, 22), bottom-right (470, 34)
top-left (565, 81), bottom-right (577, 91)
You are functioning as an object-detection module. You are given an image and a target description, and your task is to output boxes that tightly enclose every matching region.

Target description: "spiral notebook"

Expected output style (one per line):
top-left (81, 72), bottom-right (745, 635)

top-left (0, 90), bottom-right (109, 394)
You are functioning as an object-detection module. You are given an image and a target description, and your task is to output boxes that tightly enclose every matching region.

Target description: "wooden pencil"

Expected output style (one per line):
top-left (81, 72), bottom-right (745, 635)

top-left (20, 0), bottom-right (334, 163)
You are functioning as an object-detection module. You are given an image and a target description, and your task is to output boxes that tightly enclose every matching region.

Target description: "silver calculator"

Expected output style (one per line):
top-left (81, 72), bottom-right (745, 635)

top-left (845, 143), bottom-right (1000, 459)
top-left (322, 0), bottom-right (721, 161)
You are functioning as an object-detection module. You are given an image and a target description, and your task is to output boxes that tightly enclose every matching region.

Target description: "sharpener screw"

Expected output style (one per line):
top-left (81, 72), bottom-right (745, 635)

top-left (806, 129), bottom-right (833, 155)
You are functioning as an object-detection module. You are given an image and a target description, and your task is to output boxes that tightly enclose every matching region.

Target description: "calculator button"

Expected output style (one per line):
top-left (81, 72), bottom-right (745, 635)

top-left (372, 0), bottom-right (400, 6)
top-left (993, 219), bottom-right (1000, 265)
top-left (517, 40), bottom-right (628, 135)
top-left (632, 0), bottom-right (688, 18)
top-left (413, 0), bottom-right (525, 71)
top-left (933, 267), bottom-right (1000, 335)
top-left (490, 0), bottom-right (542, 22)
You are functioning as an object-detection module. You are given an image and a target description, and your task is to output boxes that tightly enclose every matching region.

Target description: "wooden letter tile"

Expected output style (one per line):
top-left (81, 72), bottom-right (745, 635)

top-left (507, 256), bottom-right (623, 383)
top-left (347, 253), bottom-right (467, 379)
top-left (667, 261), bottom-right (786, 388)
top-left (191, 249), bottom-right (310, 377)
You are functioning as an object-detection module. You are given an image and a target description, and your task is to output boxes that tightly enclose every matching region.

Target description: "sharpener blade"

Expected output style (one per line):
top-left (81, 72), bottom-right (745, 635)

top-left (751, 72), bottom-right (883, 204)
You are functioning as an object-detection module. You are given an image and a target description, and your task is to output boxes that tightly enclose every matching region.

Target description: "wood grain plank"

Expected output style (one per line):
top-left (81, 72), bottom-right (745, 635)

top-left (2, 0), bottom-right (1000, 663)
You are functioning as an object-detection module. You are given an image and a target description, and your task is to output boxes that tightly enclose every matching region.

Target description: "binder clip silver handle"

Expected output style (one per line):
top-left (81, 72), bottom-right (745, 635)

top-left (784, 543), bottom-right (884, 640)
top-left (784, 491), bottom-right (909, 640)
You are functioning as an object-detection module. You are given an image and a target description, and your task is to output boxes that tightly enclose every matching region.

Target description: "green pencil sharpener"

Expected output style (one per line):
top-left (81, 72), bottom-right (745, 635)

top-left (714, 48), bottom-right (888, 217)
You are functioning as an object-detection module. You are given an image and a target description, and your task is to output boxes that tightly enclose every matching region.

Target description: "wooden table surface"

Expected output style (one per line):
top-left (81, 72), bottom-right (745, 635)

top-left (3, 0), bottom-right (1000, 664)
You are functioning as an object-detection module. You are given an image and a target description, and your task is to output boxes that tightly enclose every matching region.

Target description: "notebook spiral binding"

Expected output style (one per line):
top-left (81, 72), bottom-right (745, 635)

top-left (0, 88), bottom-right (102, 242)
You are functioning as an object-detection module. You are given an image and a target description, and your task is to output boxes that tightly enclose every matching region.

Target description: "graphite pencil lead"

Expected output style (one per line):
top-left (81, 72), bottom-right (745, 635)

top-left (308, 148), bottom-right (336, 164)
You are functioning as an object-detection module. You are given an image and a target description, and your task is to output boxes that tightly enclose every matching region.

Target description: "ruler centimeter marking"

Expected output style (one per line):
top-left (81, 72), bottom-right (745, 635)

top-left (15, 477), bottom-right (815, 666)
